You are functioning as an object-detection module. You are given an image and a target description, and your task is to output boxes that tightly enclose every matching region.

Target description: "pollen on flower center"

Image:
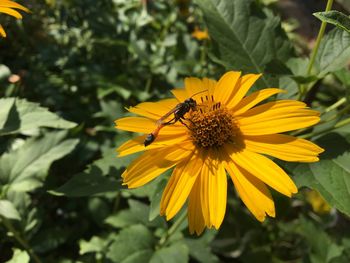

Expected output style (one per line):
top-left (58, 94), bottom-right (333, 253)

top-left (189, 102), bottom-right (239, 148)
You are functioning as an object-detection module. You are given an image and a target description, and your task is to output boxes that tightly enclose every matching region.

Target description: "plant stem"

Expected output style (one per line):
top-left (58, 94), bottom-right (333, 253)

top-left (200, 40), bottom-right (208, 77)
top-left (1, 217), bottom-right (42, 263)
top-left (322, 104), bottom-right (350, 123)
top-left (301, 117), bottom-right (350, 139)
top-left (157, 211), bottom-right (187, 248)
top-left (300, 0), bottom-right (334, 99)
top-left (324, 97), bottom-right (347, 113)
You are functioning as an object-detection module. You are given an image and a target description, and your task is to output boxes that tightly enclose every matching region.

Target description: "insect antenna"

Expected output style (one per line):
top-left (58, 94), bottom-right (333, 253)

top-left (190, 89), bottom-right (207, 98)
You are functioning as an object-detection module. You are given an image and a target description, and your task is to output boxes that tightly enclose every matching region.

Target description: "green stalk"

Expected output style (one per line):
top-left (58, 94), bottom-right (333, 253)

top-left (301, 117), bottom-right (350, 139)
top-left (1, 217), bottom-right (42, 263)
top-left (324, 97), bottom-right (347, 113)
top-left (300, 0), bottom-right (334, 99)
top-left (200, 40), bottom-right (209, 77)
top-left (157, 211), bottom-right (187, 248)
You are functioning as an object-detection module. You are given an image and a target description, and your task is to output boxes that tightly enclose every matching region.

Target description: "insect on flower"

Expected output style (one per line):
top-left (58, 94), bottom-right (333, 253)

top-left (144, 91), bottom-right (206, 146)
top-left (115, 71), bottom-right (324, 235)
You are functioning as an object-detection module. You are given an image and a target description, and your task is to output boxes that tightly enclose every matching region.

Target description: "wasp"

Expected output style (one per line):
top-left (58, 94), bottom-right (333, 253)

top-left (144, 91), bottom-right (206, 146)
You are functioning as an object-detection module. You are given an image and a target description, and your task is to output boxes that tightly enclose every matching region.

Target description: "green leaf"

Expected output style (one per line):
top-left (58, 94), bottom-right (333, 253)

top-left (150, 242), bottom-right (189, 263)
top-left (185, 230), bottom-right (219, 263)
top-left (31, 227), bottom-right (71, 253)
top-left (314, 28), bottom-right (350, 77)
top-left (49, 148), bottom-right (124, 197)
top-left (49, 165), bottom-right (120, 197)
top-left (93, 147), bottom-right (135, 172)
top-left (0, 199), bottom-right (21, 220)
top-left (0, 98), bottom-right (77, 136)
top-left (314, 11), bottom-right (350, 33)
top-left (196, 0), bottom-right (292, 86)
top-left (0, 131), bottom-right (79, 192)
top-left (297, 217), bottom-right (343, 263)
top-left (334, 68), bottom-right (350, 86)
top-left (105, 199), bottom-right (164, 228)
top-left (126, 174), bottom-right (166, 199)
top-left (5, 249), bottom-right (29, 263)
top-left (79, 236), bottom-right (107, 255)
top-left (0, 99), bottom-right (16, 130)
top-left (149, 178), bottom-right (167, 221)
top-left (0, 64), bottom-right (11, 80)
top-left (106, 224), bottom-right (155, 263)
top-left (292, 133), bottom-right (350, 216)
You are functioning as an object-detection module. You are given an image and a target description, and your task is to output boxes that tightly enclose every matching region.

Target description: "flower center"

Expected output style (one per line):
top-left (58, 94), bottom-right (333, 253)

top-left (189, 99), bottom-right (239, 148)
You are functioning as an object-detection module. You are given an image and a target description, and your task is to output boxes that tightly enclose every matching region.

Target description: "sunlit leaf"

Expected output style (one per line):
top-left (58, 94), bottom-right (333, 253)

top-left (315, 28), bottom-right (350, 77)
top-left (150, 242), bottom-right (189, 263)
top-left (0, 131), bottom-right (79, 192)
top-left (0, 64), bottom-right (11, 80)
top-left (5, 249), bottom-right (29, 263)
top-left (106, 224), bottom-right (155, 263)
top-left (314, 11), bottom-right (350, 33)
top-left (0, 98), bottom-right (77, 136)
top-left (0, 199), bottom-right (21, 220)
top-left (49, 166), bottom-right (120, 197)
top-left (196, 0), bottom-right (292, 87)
top-left (79, 236), bottom-right (107, 255)
top-left (292, 133), bottom-right (350, 216)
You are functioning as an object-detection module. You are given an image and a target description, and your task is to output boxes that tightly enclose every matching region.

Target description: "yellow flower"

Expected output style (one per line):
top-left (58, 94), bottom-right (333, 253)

top-left (305, 190), bottom-right (331, 214)
top-left (0, 0), bottom-right (29, 37)
top-left (115, 71), bottom-right (324, 235)
top-left (191, 27), bottom-right (209, 40)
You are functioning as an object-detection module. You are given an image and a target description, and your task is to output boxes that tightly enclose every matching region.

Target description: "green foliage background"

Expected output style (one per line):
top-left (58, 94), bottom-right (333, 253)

top-left (1, 0), bottom-right (350, 262)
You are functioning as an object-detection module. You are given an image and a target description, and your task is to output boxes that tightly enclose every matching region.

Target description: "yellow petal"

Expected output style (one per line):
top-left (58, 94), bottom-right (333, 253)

top-left (0, 0), bottom-right (30, 12)
top-left (160, 150), bottom-right (204, 220)
top-left (122, 142), bottom-right (194, 188)
top-left (213, 71), bottom-right (241, 105)
top-left (244, 134), bottom-right (324, 162)
top-left (171, 88), bottom-right (189, 102)
top-left (185, 77), bottom-right (206, 98)
top-left (199, 155), bottom-right (210, 226)
top-left (0, 7), bottom-right (22, 19)
top-left (237, 101), bottom-right (320, 135)
top-left (305, 190), bottom-right (331, 214)
top-left (117, 134), bottom-right (190, 157)
top-left (127, 98), bottom-right (179, 120)
top-left (208, 150), bottom-right (227, 229)
top-left (171, 78), bottom-right (213, 105)
top-left (0, 25), bottom-right (6, 37)
top-left (188, 175), bottom-right (206, 235)
top-left (232, 88), bottom-right (285, 115)
top-left (202, 78), bottom-right (217, 97)
top-left (198, 150), bottom-right (227, 229)
top-left (225, 161), bottom-right (275, 221)
top-left (226, 73), bottom-right (262, 109)
top-left (115, 117), bottom-right (186, 134)
top-left (238, 100), bottom-right (307, 118)
top-left (225, 145), bottom-right (297, 197)
top-left (238, 113), bottom-right (320, 135)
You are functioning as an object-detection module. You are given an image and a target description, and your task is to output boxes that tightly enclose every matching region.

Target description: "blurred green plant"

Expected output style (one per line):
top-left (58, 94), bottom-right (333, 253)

top-left (0, 0), bottom-right (350, 262)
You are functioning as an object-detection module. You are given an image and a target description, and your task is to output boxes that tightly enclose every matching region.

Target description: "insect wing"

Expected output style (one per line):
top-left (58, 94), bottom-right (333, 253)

top-left (156, 103), bottom-right (183, 125)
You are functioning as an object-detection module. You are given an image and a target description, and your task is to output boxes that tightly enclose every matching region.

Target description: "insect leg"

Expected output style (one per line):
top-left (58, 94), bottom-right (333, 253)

top-left (163, 116), bottom-right (177, 125)
top-left (182, 116), bottom-right (195, 126)
top-left (179, 118), bottom-right (196, 131)
top-left (179, 118), bottom-right (191, 129)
